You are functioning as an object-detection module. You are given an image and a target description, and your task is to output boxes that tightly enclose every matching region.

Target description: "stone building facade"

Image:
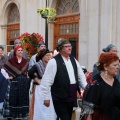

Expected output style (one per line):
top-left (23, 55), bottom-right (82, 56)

top-left (0, 0), bottom-right (120, 71)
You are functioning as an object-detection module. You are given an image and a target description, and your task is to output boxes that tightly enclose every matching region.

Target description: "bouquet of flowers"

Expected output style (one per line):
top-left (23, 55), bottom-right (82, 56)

top-left (37, 7), bottom-right (56, 19)
top-left (19, 32), bottom-right (44, 58)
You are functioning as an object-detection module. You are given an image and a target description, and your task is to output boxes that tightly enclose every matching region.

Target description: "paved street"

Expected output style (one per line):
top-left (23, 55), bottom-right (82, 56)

top-left (0, 113), bottom-right (29, 120)
top-left (0, 115), bottom-right (6, 120)
top-left (0, 94), bottom-right (32, 120)
top-left (0, 115), bottom-right (28, 120)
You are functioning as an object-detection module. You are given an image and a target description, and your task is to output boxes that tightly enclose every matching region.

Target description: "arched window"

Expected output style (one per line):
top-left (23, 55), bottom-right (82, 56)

top-left (7, 4), bottom-right (20, 52)
top-left (57, 0), bottom-right (79, 15)
top-left (8, 4), bottom-right (20, 23)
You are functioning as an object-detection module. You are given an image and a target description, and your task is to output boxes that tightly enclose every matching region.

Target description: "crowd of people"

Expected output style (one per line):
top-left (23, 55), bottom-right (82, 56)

top-left (0, 38), bottom-right (120, 120)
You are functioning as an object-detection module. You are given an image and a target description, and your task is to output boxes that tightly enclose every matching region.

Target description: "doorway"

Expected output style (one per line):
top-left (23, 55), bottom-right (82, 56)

top-left (54, 14), bottom-right (79, 59)
top-left (54, 0), bottom-right (80, 59)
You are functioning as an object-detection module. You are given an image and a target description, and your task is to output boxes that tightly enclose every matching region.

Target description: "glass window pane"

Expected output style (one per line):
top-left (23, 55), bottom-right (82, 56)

top-left (76, 23), bottom-right (79, 28)
top-left (70, 24), bottom-right (72, 29)
top-left (60, 30), bottom-right (62, 34)
top-left (76, 28), bottom-right (79, 33)
top-left (70, 29), bottom-right (73, 33)
top-left (57, 0), bottom-right (79, 15)
top-left (63, 25), bottom-right (66, 29)
top-left (8, 4), bottom-right (20, 24)
top-left (73, 24), bottom-right (75, 28)
top-left (62, 30), bottom-right (64, 34)
top-left (66, 24), bottom-right (69, 29)
top-left (60, 25), bottom-right (62, 29)
top-left (73, 29), bottom-right (75, 33)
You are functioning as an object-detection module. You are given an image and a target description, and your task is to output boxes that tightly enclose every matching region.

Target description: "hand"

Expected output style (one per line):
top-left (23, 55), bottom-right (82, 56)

top-left (34, 78), bottom-right (41, 84)
top-left (8, 76), bottom-right (13, 80)
top-left (44, 100), bottom-right (50, 107)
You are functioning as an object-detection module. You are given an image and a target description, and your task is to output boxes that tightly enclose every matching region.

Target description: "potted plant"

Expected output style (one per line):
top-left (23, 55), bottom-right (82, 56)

top-left (37, 7), bottom-right (56, 20)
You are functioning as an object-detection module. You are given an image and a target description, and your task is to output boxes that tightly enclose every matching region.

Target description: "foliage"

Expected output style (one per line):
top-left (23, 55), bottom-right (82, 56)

top-left (19, 32), bottom-right (44, 58)
top-left (37, 7), bottom-right (56, 20)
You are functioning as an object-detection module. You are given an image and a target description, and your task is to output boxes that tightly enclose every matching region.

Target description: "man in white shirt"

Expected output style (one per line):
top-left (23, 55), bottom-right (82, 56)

top-left (40, 38), bottom-right (87, 120)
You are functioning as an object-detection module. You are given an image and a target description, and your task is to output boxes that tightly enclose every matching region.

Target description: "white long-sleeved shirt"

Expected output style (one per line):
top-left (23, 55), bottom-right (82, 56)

top-left (40, 56), bottom-right (87, 100)
top-left (28, 54), bottom-right (37, 70)
top-left (1, 68), bottom-right (9, 79)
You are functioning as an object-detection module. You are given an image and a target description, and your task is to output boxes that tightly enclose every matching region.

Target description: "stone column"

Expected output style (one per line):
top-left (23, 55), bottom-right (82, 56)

top-left (79, 0), bottom-right (100, 71)
top-left (1, 25), bottom-right (7, 53)
top-left (87, 0), bottom-right (100, 71)
top-left (79, 0), bottom-right (89, 68)
top-left (116, 0), bottom-right (120, 56)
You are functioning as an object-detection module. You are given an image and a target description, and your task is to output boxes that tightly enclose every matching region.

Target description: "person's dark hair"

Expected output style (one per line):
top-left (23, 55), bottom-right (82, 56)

top-left (0, 45), bottom-right (4, 50)
top-left (82, 68), bottom-right (87, 74)
top-left (36, 49), bottom-right (50, 62)
top-left (97, 52), bottom-right (119, 71)
top-left (49, 51), bottom-right (53, 54)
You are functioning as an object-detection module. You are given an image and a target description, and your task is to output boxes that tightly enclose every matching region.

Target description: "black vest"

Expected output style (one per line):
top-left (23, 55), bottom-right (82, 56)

top-left (51, 54), bottom-right (80, 98)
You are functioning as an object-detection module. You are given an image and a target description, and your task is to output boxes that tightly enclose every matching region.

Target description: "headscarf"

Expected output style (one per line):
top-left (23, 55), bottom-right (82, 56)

top-left (14, 39), bottom-right (22, 45)
top-left (36, 49), bottom-right (50, 62)
top-left (14, 46), bottom-right (23, 56)
top-left (37, 41), bottom-right (45, 47)
top-left (102, 44), bottom-right (116, 52)
top-left (56, 38), bottom-right (70, 51)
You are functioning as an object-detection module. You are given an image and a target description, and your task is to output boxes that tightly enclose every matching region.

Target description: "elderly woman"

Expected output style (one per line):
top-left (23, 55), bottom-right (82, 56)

top-left (80, 52), bottom-right (120, 120)
top-left (91, 44), bottom-right (120, 82)
top-left (1, 46), bottom-right (31, 120)
top-left (28, 49), bottom-right (56, 120)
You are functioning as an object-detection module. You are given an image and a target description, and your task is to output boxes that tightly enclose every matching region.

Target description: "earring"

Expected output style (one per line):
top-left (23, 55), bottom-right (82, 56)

top-left (105, 70), bottom-right (108, 79)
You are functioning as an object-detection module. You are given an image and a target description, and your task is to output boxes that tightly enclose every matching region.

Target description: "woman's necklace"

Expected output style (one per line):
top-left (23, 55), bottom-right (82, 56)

top-left (18, 59), bottom-right (22, 63)
top-left (100, 73), bottom-right (114, 86)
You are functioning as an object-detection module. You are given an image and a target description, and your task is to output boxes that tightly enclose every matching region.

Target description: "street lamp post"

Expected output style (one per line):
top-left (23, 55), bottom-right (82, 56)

top-left (45, 18), bottom-right (48, 48)
top-left (37, 0), bottom-right (56, 49)
top-left (45, 0), bottom-right (48, 48)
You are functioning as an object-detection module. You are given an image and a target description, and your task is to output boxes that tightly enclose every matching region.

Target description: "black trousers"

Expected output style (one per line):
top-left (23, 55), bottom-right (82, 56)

top-left (53, 100), bottom-right (74, 120)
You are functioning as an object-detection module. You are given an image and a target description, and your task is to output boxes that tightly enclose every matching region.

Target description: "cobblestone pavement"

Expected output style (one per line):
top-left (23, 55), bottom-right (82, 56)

top-left (0, 115), bottom-right (28, 120)
top-left (0, 115), bottom-right (6, 120)
top-left (0, 94), bottom-right (32, 120)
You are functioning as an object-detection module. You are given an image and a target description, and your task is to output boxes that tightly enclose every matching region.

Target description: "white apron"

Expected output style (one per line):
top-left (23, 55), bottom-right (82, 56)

top-left (33, 85), bottom-right (56, 120)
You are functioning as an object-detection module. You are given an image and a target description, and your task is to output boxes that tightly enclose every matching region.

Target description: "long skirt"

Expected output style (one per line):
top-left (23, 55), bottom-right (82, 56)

top-left (33, 85), bottom-right (57, 120)
top-left (3, 74), bottom-right (31, 119)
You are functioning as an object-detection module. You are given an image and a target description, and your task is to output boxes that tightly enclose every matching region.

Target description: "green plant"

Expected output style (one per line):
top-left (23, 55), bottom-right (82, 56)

top-left (37, 7), bottom-right (56, 19)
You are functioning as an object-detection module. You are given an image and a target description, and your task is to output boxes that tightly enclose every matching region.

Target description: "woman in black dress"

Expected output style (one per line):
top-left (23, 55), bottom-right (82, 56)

top-left (81, 52), bottom-right (120, 120)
